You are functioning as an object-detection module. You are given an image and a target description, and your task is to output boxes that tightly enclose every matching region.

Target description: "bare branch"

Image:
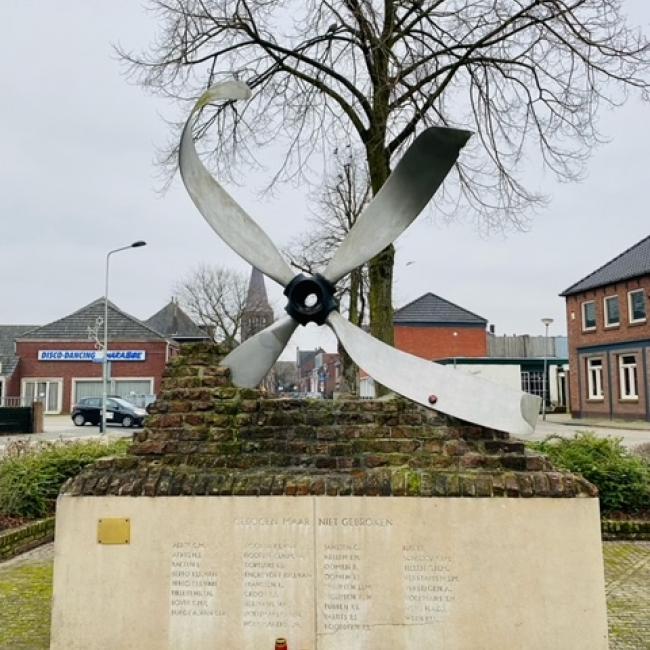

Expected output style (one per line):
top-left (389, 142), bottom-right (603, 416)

top-left (175, 264), bottom-right (248, 346)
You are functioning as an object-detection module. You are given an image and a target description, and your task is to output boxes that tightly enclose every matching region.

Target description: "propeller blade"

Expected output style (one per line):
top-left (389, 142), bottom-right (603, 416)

top-left (323, 127), bottom-right (471, 284)
top-left (327, 311), bottom-right (539, 436)
top-left (221, 315), bottom-right (298, 388)
top-left (179, 80), bottom-right (295, 287)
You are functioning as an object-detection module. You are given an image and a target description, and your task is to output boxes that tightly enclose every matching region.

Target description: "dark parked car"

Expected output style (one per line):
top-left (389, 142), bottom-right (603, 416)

top-left (71, 397), bottom-right (147, 428)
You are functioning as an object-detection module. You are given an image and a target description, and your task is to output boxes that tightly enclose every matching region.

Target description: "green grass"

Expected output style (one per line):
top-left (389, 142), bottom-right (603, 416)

top-left (0, 560), bottom-right (52, 649)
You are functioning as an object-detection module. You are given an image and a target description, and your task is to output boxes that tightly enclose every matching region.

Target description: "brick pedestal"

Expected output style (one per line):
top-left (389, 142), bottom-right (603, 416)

top-left (63, 342), bottom-right (596, 499)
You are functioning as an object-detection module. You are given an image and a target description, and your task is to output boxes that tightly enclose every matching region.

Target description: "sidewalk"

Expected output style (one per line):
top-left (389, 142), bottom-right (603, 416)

top-left (0, 415), bottom-right (136, 456)
top-left (545, 413), bottom-right (650, 432)
top-left (530, 413), bottom-right (650, 448)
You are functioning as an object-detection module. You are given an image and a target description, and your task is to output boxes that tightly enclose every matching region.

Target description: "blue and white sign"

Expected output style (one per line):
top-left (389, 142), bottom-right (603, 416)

top-left (38, 350), bottom-right (146, 362)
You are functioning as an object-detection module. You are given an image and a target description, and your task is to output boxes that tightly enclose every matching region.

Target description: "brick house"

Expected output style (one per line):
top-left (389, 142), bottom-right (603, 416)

top-left (0, 325), bottom-right (35, 406)
top-left (12, 299), bottom-right (178, 414)
top-left (359, 292), bottom-right (488, 397)
top-left (561, 234), bottom-right (650, 420)
top-left (393, 292), bottom-right (488, 360)
top-left (312, 351), bottom-right (341, 398)
top-left (296, 348), bottom-right (322, 394)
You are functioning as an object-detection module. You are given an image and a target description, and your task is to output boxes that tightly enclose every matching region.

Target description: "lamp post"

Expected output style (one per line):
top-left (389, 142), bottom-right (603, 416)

top-left (100, 240), bottom-right (147, 434)
top-left (452, 331), bottom-right (458, 369)
top-left (541, 317), bottom-right (554, 421)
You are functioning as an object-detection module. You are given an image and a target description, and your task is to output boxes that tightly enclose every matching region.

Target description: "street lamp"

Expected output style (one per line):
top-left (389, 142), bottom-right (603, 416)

top-left (541, 317), bottom-right (554, 421)
top-left (452, 331), bottom-right (458, 369)
top-left (100, 240), bottom-right (147, 434)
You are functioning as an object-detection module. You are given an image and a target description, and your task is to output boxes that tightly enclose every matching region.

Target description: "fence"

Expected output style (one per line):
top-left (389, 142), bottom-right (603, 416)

top-left (488, 334), bottom-right (568, 358)
top-left (0, 402), bottom-right (43, 434)
top-left (0, 407), bottom-right (33, 434)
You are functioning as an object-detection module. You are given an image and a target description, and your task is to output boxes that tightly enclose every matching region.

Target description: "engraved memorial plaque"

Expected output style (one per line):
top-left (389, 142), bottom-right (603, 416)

top-left (52, 496), bottom-right (608, 649)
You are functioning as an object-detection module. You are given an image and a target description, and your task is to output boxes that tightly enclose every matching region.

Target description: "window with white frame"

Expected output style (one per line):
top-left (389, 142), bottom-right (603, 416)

top-left (604, 295), bottom-right (620, 327)
top-left (21, 379), bottom-right (63, 414)
top-left (628, 289), bottom-right (647, 323)
top-left (618, 355), bottom-right (638, 400)
top-left (582, 301), bottom-right (596, 331)
top-left (586, 358), bottom-right (604, 400)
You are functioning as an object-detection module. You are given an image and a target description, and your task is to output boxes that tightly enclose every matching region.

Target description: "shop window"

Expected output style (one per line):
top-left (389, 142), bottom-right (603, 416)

top-left (604, 295), bottom-right (620, 327)
top-left (22, 379), bottom-right (62, 414)
top-left (582, 301), bottom-right (596, 331)
top-left (618, 355), bottom-right (638, 400)
top-left (586, 358), bottom-right (604, 400)
top-left (628, 289), bottom-right (647, 323)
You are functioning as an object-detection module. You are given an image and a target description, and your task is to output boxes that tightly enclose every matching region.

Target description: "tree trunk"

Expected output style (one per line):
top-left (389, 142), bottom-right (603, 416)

top-left (338, 267), bottom-right (362, 395)
top-left (366, 137), bottom-right (394, 396)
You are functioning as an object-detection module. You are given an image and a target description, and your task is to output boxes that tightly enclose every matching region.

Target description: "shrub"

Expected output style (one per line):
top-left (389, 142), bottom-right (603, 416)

top-left (633, 442), bottom-right (650, 463)
top-left (0, 439), bottom-right (130, 519)
top-left (530, 433), bottom-right (650, 515)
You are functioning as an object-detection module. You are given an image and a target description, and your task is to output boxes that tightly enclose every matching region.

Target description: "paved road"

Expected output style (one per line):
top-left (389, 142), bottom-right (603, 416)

top-left (2, 411), bottom-right (649, 454)
top-left (0, 415), bottom-right (138, 455)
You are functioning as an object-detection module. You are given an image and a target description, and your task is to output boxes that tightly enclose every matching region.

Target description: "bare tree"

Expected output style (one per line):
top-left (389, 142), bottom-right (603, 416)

top-left (121, 0), bottom-right (650, 353)
top-left (175, 264), bottom-right (248, 346)
top-left (285, 147), bottom-right (370, 393)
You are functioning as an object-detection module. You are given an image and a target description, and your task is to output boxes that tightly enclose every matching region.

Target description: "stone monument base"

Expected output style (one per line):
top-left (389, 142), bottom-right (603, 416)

top-left (51, 495), bottom-right (608, 649)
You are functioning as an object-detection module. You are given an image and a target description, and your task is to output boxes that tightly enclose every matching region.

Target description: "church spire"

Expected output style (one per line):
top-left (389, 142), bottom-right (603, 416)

top-left (244, 267), bottom-right (271, 311)
top-left (241, 267), bottom-right (274, 341)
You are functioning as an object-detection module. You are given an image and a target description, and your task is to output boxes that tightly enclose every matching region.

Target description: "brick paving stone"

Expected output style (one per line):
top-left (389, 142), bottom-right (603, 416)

top-left (604, 541), bottom-right (650, 649)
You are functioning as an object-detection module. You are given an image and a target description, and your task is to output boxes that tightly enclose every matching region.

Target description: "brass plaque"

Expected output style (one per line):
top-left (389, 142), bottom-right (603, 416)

top-left (97, 518), bottom-right (130, 545)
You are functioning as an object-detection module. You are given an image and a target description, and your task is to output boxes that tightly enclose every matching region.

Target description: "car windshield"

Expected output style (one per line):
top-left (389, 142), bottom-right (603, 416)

top-left (109, 398), bottom-right (135, 409)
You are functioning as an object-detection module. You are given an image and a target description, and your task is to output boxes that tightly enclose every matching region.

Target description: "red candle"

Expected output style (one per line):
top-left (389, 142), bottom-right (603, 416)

top-left (275, 638), bottom-right (288, 650)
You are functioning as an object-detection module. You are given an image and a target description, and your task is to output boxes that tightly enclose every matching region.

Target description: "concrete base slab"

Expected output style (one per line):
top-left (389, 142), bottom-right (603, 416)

top-left (51, 496), bottom-right (608, 649)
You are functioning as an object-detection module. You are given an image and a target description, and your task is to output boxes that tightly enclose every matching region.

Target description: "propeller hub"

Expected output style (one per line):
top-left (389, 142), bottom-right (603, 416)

top-left (283, 273), bottom-right (338, 326)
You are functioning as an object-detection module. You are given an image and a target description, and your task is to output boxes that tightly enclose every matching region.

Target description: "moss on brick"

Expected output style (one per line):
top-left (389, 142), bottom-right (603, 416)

top-left (61, 342), bottom-right (597, 500)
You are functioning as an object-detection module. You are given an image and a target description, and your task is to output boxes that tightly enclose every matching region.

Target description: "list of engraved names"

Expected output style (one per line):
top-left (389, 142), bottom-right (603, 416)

top-left (170, 542), bottom-right (223, 618)
top-left (168, 510), bottom-right (460, 637)
top-left (402, 545), bottom-right (458, 624)
top-left (318, 517), bottom-right (392, 633)
top-left (238, 516), bottom-right (312, 631)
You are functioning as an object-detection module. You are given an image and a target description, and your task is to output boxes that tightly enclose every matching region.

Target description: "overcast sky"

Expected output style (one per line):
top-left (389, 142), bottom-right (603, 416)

top-left (3, 1), bottom-right (650, 358)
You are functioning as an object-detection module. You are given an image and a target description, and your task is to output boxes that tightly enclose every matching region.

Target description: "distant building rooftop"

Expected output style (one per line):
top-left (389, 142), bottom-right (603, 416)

top-left (145, 300), bottom-right (210, 341)
top-left (561, 234), bottom-right (650, 296)
top-left (393, 293), bottom-right (487, 326)
top-left (0, 325), bottom-right (37, 377)
top-left (17, 299), bottom-right (166, 342)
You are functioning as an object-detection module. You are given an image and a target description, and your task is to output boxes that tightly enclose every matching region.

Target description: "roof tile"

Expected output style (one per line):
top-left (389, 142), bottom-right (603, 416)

top-left (145, 301), bottom-right (210, 340)
top-left (393, 293), bottom-right (487, 325)
top-left (561, 234), bottom-right (650, 296)
top-left (0, 325), bottom-right (36, 377)
top-left (17, 299), bottom-right (166, 342)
